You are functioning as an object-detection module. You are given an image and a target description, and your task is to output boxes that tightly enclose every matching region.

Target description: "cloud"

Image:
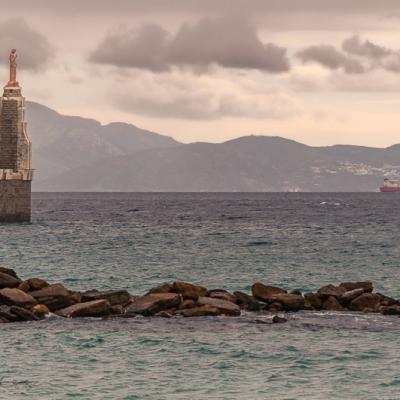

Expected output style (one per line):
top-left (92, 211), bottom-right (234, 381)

top-left (111, 71), bottom-right (299, 120)
top-left (0, 18), bottom-right (54, 70)
top-left (296, 45), bottom-right (364, 74)
top-left (90, 17), bottom-right (290, 73)
top-left (342, 35), bottom-right (391, 59)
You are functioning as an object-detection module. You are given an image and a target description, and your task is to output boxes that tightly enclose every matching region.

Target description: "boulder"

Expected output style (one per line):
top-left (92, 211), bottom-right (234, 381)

top-left (340, 288), bottom-right (364, 303)
top-left (179, 299), bottom-right (197, 310)
top-left (18, 281), bottom-right (31, 293)
top-left (109, 304), bottom-right (124, 315)
top-left (27, 278), bottom-right (49, 291)
top-left (0, 267), bottom-right (19, 279)
top-left (317, 284), bottom-right (346, 299)
top-left (339, 281), bottom-right (373, 293)
top-left (322, 296), bottom-right (346, 311)
top-left (234, 291), bottom-right (262, 311)
top-left (269, 302), bottom-right (283, 312)
top-left (290, 290), bottom-right (302, 296)
top-left (197, 297), bottom-right (240, 316)
top-left (0, 288), bottom-right (37, 309)
top-left (381, 305), bottom-right (400, 315)
top-left (251, 283), bottom-right (286, 303)
top-left (82, 290), bottom-right (130, 306)
top-left (180, 305), bottom-right (221, 317)
top-left (29, 284), bottom-right (73, 311)
top-left (376, 293), bottom-right (398, 307)
top-left (349, 293), bottom-right (380, 312)
top-left (207, 289), bottom-right (237, 303)
top-left (270, 294), bottom-right (305, 311)
top-left (304, 293), bottom-right (322, 310)
top-left (0, 271), bottom-right (21, 289)
top-left (69, 291), bottom-right (82, 304)
top-left (146, 283), bottom-right (173, 295)
top-left (56, 300), bottom-right (111, 318)
top-left (10, 306), bottom-right (39, 321)
top-left (272, 315), bottom-right (287, 323)
top-left (0, 305), bottom-right (19, 322)
top-left (31, 304), bottom-right (50, 318)
top-left (172, 282), bottom-right (207, 300)
top-left (125, 293), bottom-right (181, 316)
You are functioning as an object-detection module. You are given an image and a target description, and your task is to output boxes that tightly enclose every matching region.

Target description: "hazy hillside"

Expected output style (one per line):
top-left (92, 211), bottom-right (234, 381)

top-left (27, 102), bottom-right (179, 182)
top-left (27, 102), bottom-right (400, 192)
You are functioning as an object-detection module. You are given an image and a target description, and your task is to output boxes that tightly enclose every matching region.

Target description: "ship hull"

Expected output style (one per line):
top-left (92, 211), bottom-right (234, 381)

top-left (380, 186), bottom-right (400, 192)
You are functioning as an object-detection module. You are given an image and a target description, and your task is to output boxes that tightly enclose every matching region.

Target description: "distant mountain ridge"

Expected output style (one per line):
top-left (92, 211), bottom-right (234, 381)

top-left (27, 102), bottom-right (400, 192)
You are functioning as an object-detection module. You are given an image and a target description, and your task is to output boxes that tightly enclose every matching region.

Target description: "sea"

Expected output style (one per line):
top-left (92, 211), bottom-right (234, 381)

top-left (0, 192), bottom-right (400, 400)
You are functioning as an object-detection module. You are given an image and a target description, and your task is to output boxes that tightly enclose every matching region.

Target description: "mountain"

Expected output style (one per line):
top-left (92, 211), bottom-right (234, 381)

top-left (27, 102), bottom-right (179, 182)
top-left (27, 102), bottom-right (400, 192)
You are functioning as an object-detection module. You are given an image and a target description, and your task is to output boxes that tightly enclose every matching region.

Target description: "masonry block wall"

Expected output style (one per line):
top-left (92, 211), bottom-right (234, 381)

top-left (0, 86), bottom-right (33, 222)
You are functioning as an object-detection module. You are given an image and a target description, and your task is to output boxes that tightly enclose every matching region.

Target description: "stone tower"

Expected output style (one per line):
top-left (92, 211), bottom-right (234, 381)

top-left (0, 49), bottom-right (33, 222)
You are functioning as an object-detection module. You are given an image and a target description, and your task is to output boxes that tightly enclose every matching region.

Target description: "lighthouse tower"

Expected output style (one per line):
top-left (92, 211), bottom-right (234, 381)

top-left (0, 49), bottom-right (33, 222)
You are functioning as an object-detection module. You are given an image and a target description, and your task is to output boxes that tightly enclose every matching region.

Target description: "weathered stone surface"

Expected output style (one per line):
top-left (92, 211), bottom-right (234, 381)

top-left (29, 284), bottom-right (73, 311)
top-left (269, 302), bottom-right (283, 311)
top-left (172, 282), bottom-right (207, 300)
top-left (56, 300), bottom-right (111, 318)
top-left (207, 289), bottom-right (237, 303)
top-left (339, 281), bottom-right (373, 293)
top-left (10, 306), bottom-right (39, 321)
top-left (125, 293), bottom-right (181, 316)
top-left (322, 296), bottom-right (346, 311)
top-left (381, 304), bottom-right (400, 315)
top-left (272, 315), bottom-right (287, 323)
top-left (82, 290), bottom-right (130, 306)
top-left (251, 283), bottom-right (286, 303)
top-left (0, 267), bottom-right (19, 279)
top-left (317, 284), bottom-right (346, 299)
top-left (31, 304), bottom-right (50, 318)
top-left (0, 304), bottom-right (19, 322)
top-left (290, 290), bottom-right (302, 296)
top-left (179, 299), bottom-right (197, 310)
top-left (180, 305), bottom-right (221, 317)
top-left (18, 280), bottom-right (30, 292)
top-left (109, 304), bottom-right (124, 315)
top-left (0, 271), bottom-right (21, 289)
top-left (341, 288), bottom-right (364, 303)
top-left (234, 291), bottom-right (262, 311)
top-left (376, 293), bottom-right (398, 307)
top-left (0, 288), bottom-right (37, 308)
top-left (350, 293), bottom-right (381, 312)
top-left (155, 310), bottom-right (174, 318)
top-left (146, 283), bottom-right (173, 295)
top-left (270, 294), bottom-right (305, 311)
top-left (304, 293), bottom-right (322, 310)
top-left (197, 297), bottom-right (240, 316)
top-left (27, 278), bottom-right (48, 291)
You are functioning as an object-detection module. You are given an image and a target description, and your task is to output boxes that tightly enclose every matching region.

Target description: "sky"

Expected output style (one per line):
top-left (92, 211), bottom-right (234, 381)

top-left (2, 0), bottom-right (400, 147)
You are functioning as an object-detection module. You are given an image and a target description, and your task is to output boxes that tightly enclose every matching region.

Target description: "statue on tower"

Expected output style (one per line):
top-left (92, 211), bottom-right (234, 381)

top-left (6, 49), bottom-right (19, 87)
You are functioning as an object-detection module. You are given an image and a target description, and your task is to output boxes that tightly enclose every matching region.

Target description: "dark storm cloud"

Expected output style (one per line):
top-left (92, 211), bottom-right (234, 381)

top-left (0, 18), bottom-right (54, 70)
top-left (297, 45), bottom-right (365, 74)
top-left (90, 17), bottom-right (290, 73)
top-left (342, 35), bottom-right (391, 59)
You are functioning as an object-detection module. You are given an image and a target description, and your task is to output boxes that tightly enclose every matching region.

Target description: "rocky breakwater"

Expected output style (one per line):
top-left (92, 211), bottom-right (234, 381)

top-left (0, 267), bottom-right (400, 324)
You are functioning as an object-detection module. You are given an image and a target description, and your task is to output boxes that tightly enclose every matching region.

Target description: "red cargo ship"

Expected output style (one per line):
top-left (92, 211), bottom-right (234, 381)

top-left (380, 178), bottom-right (400, 192)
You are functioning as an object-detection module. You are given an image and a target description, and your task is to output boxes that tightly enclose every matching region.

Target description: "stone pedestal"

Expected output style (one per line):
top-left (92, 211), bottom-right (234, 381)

top-left (0, 86), bottom-right (33, 222)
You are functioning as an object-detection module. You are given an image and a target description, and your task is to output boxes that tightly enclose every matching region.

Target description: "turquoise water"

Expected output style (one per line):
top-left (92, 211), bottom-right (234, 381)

top-left (1, 193), bottom-right (400, 399)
